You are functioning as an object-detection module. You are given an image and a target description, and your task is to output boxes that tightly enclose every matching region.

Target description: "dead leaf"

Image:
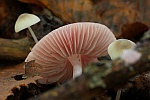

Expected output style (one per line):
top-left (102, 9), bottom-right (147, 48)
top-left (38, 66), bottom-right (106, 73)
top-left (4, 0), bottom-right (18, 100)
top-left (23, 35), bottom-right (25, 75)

top-left (24, 60), bottom-right (46, 78)
top-left (0, 63), bottom-right (41, 100)
top-left (118, 22), bottom-right (148, 41)
top-left (92, 0), bottom-right (150, 35)
top-left (138, 0), bottom-right (150, 27)
top-left (19, 0), bottom-right (100, 23)
top-left (19, 0), bottom-right (150, 37)
top-left (92, 0), bottom-right (139, 34)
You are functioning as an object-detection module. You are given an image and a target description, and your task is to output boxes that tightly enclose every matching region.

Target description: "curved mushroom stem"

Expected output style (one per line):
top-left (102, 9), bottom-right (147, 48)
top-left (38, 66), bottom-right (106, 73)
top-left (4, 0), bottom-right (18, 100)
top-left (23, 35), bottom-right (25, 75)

top-left (68, 54), bottom-right (82, 79)
top-left (28, 27), bottom-right (38, 43)
top-left (115, 89), bottom-right (122, 100)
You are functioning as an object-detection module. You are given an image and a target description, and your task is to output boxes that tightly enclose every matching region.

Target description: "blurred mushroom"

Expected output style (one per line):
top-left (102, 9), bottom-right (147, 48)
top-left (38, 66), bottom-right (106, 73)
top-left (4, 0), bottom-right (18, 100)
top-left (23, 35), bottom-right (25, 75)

top-left (108, 39), bottom-right (136, 60)
top-left (107, 39), bottom-right (136, 100)
top-left (15, 13), bottom-right (40, 43)
top-left (25, 22), bottom-right (116, 84)
top-left (121, 49), bottom-right (142, 64)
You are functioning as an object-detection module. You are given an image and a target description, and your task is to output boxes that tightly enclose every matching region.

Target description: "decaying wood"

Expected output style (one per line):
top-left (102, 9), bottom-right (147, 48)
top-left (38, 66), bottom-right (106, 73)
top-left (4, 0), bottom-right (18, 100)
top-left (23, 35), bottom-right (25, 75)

top-left (30, 39), bottom-right (150, 100)
top-left (0, 37), bottom-right (34, 60)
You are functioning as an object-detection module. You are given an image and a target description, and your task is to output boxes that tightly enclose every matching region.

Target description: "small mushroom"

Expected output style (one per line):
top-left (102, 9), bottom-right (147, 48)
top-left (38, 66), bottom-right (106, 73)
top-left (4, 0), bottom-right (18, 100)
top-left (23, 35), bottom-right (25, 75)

top-left (107, 39), bottom-right (136, 100)
top-left (15, 13), bottom-right (40, 43)
top-left (108, 39), bottom-right (136, 60)
top-left (25, 22), bottom-right (116, 84)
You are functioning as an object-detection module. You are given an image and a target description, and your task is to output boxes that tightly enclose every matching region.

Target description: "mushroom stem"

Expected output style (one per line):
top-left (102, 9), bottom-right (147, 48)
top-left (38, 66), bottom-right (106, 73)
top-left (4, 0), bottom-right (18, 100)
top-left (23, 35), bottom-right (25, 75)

top-left (68, 54), bottom-right (82, 79)
top-left (28, 27), bottom-right (38, 43)
top-left (73, 65), bottom-right (82, 79)
top-left (115, 89), bottom-right (122, 100)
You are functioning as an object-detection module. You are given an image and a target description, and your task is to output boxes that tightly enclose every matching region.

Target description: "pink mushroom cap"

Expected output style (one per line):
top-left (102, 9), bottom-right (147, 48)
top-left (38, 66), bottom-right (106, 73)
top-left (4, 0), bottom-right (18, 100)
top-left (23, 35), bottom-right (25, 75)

top-left (25, 22), bottom-right (116, 84)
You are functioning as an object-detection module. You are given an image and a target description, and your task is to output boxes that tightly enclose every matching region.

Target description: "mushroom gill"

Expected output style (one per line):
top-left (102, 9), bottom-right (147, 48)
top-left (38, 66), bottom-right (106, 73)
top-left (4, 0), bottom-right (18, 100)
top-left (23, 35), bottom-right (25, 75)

top-left (25, 22), bottom-right (116, 84)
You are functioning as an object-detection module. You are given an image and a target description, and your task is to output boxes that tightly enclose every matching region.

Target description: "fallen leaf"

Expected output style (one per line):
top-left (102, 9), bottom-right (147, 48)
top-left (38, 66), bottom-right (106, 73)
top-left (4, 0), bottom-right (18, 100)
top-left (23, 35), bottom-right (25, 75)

top-left (92, 0), bottom-right (139, 34)
top-left (138, 0), bottom-right (150, 27)
top-left (0, 63), bottom-right (41, 100)
top-left (19, 0), bottom-right (150, 36)
top-left (118, 22), bottom-right (148, 41)
top-left (92, 0), bottom-right (150, 35)
top-left (19, 0), bottom-right (100, 23)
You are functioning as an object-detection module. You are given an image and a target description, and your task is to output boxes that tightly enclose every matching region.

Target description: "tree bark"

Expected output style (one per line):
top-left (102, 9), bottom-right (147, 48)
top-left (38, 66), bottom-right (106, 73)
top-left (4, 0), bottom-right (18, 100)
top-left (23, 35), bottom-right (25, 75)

top-left (0, 37), bottom-right (34, 60)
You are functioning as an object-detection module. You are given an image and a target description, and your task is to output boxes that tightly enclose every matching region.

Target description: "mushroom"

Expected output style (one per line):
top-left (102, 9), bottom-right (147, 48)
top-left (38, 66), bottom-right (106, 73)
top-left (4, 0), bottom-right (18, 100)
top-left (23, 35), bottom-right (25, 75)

top-left (107, 39), bottom-right (136, 100)
top-left (25, 22), bottom-right (116, 84)
top-left (108, 39), bottom-right (136, 60)
top-left (15, 13), bottom-right (40, 43)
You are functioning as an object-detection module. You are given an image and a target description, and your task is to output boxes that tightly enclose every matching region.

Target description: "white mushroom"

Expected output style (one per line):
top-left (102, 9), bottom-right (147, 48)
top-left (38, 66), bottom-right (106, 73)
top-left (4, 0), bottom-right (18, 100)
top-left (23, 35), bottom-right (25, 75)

top-left (15, 13), bottom-right (40, 43)
top-left (107, 39), bottom-right (136, 100)
top-left (108, 39), bottom-right (136, 60)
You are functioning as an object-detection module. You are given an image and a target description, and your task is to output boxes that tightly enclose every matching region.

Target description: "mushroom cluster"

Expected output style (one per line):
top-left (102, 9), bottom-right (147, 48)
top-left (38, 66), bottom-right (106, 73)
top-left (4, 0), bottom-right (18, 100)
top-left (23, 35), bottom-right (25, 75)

top-left (25, 22), bottom-right (116, 84)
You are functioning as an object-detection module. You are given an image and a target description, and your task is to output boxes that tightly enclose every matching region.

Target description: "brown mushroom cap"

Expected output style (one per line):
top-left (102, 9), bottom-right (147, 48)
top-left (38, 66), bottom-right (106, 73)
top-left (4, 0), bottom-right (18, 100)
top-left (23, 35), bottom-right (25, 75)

top-left (25, 22), bottom-right (116, 84)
